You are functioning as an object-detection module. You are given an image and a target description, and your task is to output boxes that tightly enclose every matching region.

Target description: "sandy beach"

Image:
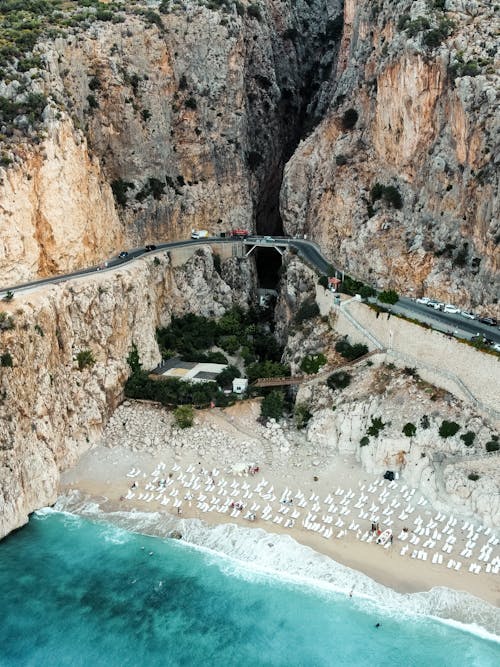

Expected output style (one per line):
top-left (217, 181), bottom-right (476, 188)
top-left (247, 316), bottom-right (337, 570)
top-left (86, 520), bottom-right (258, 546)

top-left (59, 400), bottom-right (500, 609)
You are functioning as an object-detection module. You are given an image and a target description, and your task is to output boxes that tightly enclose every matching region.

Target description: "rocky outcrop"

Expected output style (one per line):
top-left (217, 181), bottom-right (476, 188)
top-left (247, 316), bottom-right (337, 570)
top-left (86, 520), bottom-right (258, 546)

top-left (0, 247), bottom-right (256, 538)
top-left (281, 0), bottom-right (499, 312)
top-left (298, 363), bottom-right (500, 527)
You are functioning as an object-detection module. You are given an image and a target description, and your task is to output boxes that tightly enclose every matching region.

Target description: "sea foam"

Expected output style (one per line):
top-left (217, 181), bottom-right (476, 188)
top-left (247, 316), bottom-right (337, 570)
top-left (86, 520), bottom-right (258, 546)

top-left (53, 491), bottom-right (500, 640)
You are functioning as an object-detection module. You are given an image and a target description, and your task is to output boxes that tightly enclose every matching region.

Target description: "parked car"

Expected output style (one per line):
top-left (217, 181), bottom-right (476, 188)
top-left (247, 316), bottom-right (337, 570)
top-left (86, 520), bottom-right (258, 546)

top-left (460, 310), bottom-right (476, 320)
top-left (426, 300), bottom-right (440, 308)
top-left (492, 343), bottom-right (500, 353)
top-left (145, 244), bottom-right (157, 252)
top-left (478, 316), bottom-right (498, 326)
top-left (118, 251), bottom-right (129, 259)
top-left (416, 297), bottom-right (431, 305)
top-left (443, 304), bottom-right (461, 314)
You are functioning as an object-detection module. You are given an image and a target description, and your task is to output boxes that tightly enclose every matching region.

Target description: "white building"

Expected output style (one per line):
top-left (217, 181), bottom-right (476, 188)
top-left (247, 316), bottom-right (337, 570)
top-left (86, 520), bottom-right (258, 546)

top-left (232, 378), bottom-right (249, 394)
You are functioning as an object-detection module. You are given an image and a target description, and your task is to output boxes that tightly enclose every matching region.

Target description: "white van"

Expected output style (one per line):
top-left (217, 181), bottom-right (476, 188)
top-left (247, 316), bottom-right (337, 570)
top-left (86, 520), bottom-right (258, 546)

top-left (191, 230), bottom-right (209, 239)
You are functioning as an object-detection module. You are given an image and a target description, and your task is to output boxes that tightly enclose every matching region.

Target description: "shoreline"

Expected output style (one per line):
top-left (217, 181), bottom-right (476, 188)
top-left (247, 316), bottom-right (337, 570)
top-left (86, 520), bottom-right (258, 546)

top-left (58, 400), bottom-right (500, 626)
top-left (53, 490), bottom-right (500, 639)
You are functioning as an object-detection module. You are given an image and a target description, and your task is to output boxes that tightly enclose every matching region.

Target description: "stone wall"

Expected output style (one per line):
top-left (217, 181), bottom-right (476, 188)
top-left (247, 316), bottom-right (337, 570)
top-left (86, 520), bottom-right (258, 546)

top-left (316, 286), bottom-right (500, 424)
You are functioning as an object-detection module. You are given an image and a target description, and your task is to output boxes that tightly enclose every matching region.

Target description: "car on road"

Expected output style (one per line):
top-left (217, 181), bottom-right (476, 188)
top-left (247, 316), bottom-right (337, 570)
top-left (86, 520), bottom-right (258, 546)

top-left (460, 310), bottom-right (476, 320)
top-left (426, 300), bottom-right (443, 310)
top-left (443, 304), bottom-right (461, 314)
top-left (263, 236), bottom-right (274, 242)
top-left (416, 297), bottom-right (431, 305)
top-left (478, 316), bottom-right (498, 326)
top-left (492, 343), bottom-right (500, 353)
top-left (118, 251), bottom-right (129, 259)
top-left (145, 244), bottom-right (157, 252)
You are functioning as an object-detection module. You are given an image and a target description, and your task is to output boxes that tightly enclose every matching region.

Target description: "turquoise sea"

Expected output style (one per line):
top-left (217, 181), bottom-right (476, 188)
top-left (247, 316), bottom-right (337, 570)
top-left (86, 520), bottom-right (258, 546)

top-left (0, 509), bottom-right (499, 667)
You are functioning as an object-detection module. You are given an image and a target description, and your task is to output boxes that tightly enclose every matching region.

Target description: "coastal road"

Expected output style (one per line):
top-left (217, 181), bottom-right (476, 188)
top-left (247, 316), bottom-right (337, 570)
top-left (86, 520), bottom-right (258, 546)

top-left (1, 235), bottom-right (499, 345)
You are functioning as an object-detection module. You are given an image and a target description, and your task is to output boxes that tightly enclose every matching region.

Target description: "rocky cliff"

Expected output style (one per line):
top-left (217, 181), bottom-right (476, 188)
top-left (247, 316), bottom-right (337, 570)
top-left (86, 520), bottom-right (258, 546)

top-left (0, 247), bottom-right (256, 537)
top-left (0, 0), bottom-right (340, 284)
top-left (280, 0), bottom-right (499, 312)
top-left (298, 362), bottom-right (500, 528)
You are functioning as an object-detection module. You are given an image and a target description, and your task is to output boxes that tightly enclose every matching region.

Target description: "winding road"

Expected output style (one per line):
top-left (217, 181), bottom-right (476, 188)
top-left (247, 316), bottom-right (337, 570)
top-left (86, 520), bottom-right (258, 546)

top-left (1, 235), bottom-right (499, 345)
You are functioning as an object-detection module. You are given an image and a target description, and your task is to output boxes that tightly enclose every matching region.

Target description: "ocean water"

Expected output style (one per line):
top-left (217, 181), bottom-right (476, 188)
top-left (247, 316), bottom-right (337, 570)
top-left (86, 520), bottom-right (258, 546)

top-left (0, 509), bottom-right (499, 667)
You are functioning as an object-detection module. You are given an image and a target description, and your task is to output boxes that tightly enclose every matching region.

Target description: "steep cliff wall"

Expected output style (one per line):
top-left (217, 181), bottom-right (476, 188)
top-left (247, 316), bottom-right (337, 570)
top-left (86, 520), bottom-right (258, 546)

top-left (0, 248), bottom-right (256, 538)
top-left (0, 0), bottom-right (341, 283)
top-left (281, 0), bottom-right (499, 312)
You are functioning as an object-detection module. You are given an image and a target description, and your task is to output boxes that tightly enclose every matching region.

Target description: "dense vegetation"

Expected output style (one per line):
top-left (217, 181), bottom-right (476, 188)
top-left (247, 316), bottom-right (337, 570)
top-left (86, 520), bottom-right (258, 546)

top-left (126, 306), bottom-right (289, 408)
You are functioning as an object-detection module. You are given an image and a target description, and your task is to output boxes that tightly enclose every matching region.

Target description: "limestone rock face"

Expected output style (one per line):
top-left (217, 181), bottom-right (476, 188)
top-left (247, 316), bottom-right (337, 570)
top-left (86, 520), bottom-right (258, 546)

top-left (299, 365), bottom-right (500, 527)
top-left (0, 117), bottom-right (122, 285)
top-left (0, 0), bottom-right (340, 284)
top-left (0, 249), bottom-right (256, 538)
top-left (280, 0), bottom-right (499, 311)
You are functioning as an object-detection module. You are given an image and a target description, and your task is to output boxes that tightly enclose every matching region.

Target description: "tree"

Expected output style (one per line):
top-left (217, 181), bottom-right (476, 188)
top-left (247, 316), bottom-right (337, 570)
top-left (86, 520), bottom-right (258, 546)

top-left (216, 365), bottom-right (241, 389)
top-left (127, 342), bottom-right (141, 373)
top-left (439, 420), bottom-right (460, 438)
top-left (402, 422), bottom-right (417, 437)
top-left (2, 290), bottom-right (14, 302)
top-left (174, 405), bottom-right (194, 429)
top-left (261, 390), bottom-right (285, 421)
top-left (300, 353), bottom-right (327, 375)
top-left (327, 371), bottom-right (351, 390)
top-left (460, 431), bottom-right (475, 447)
top-left (246, 360), bottom-right (290, 383)
top-left (378, 290), bottom-right (399, 305)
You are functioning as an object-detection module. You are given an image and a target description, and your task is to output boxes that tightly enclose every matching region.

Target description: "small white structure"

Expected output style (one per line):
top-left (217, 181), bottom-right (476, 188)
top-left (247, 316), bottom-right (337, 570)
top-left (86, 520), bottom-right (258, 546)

top-left (232, 378), bottom-right (248, 394)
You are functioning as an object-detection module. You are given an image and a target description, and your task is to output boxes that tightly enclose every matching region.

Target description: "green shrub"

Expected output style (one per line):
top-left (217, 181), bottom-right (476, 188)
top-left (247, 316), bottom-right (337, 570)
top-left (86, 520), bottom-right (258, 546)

top-left (294, 403), bottom-right (312, 430)
top-left (318, 275), bottom-right (329, 289)
top-left (111, 179), bottom-right (134, 207)
top-left (0, 312), bottom-right (14, 331)
top-left (261, 390), bottom-right (285, 421)
top-left (378, 290), bottom-right (399, 305)
top-left (439, 420), bottom-right (460, 438)
top-left (300, 353), bottom-right (327, 375)
top-left (460, 431), bottom-right (475, 447)
top-left (219, 335), bottom-right (240, 355)
top-left (76, 349), bottom-right (95, 370)
top-left (87, 94), bottom-right (98, 109)
top-left (327, 371), bottom-right (351, 390)
top-left (341, 108), bottom-right (358, 130)
top-left (360, 436), bottom-right (369, 447)
top-left (0, 351), bottom-right (13, 367)
top-left (185, 97), bottom-right (197, 110)
top-left (367, 416), bottom-right (386, 438)
top-left (2, 290), bottom-right (14, 302)
top-left (335, 339), bottom-right (368, 361)
top-left (246, 360), bottom-right (290, 383)
top-left (486, 440), bottom-right (499, 453)
top-left (174, 405), bottom-right (194, 429)
top-left (468, 472), bottom-right (479, 481)
top-left (216, 365), bottom-right (241, 389)
top-left (295, 299), bottom-right (320, 324)
top-left (247, 3), bottom-right (262, 21)
top-left (371, 183), bottom-right (403, 209)
top-left (402, 422), bottom-right (416, 437)
top-left (127, 342), bottom-right (141, 374)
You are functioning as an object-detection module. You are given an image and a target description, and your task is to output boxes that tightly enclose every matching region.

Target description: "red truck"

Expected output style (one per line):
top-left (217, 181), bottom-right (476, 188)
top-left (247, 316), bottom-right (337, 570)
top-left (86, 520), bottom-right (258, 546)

top-left (231, 229), bottom-right (250, 237)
